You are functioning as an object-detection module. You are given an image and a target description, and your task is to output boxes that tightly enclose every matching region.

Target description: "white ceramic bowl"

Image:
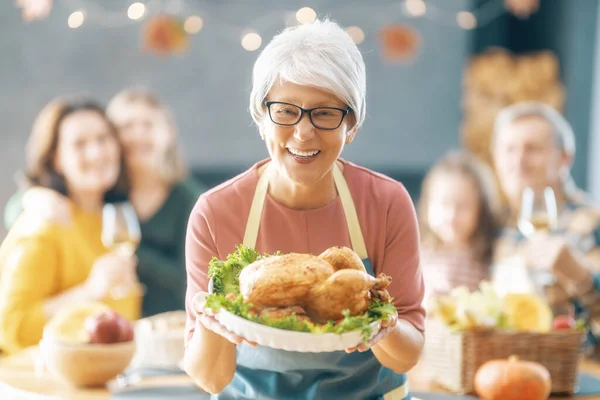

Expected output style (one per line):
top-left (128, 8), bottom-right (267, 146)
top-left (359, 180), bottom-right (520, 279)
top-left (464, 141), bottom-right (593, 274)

top-left (208, 278), bottom-right (381, 352)
top-left (131, 311), bottom-right (186, 368)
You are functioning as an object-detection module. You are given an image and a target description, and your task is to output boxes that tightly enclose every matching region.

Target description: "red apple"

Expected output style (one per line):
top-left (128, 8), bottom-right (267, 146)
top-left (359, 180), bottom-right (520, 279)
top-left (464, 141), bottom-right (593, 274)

top-left (85, 311), bottom-right (122, 344)
top-left (553, 315), bottom-right (576, 330)
top-left (117, 316), bottom-right (135, 342)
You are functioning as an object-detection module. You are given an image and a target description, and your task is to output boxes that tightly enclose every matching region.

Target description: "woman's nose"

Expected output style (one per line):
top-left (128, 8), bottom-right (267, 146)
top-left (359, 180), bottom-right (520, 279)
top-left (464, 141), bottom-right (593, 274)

top-left (85, 141), bottom-right (108, 161)
top-left (293, 114), bottom-right (316, 142)
top-left (442, 207), bottom-right (458, 222)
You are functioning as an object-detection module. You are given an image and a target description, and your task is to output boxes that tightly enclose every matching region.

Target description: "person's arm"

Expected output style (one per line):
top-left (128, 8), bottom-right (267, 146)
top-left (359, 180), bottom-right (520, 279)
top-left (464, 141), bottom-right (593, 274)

top-left (182, 195), bottom-right (237, 394)
top-left (4, 187), bottom-right (71, 231)
top-left (0, 235), bottom-right (92, 353)
top-left (522, 221), bottom-right (600, 354)
top-left (549, 230), bottom-right (600, 342)
top-left (370, 184), bottom-right (426, 374)
top-left (3, 190), bottom-right (25, 230)
top-left (136, 246), bottom-right (184, 293)
top-left (136, 180), bottom-right (207, 306)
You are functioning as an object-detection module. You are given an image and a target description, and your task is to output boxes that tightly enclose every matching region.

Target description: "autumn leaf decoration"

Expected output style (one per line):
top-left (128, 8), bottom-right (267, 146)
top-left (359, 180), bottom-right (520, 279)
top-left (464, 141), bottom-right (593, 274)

top-left (378, 24), bottom-right (421, 63)
top-left (143, 14), bottom-right (189, 56)
top-left (504, 0), bottom-right (540, 19)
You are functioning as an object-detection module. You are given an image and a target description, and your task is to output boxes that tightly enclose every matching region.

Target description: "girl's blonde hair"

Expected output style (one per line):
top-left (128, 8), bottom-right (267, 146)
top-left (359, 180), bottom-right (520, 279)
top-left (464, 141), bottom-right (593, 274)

top-left (107, 88), bottom-right (187, 185)
top-left (418, 151), bottom-right (502, 264)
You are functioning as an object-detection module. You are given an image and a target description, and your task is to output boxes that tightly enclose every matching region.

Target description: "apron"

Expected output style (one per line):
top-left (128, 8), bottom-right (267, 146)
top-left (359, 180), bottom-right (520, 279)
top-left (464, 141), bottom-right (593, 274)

top-left (213, 162), bottom-right (410, 400)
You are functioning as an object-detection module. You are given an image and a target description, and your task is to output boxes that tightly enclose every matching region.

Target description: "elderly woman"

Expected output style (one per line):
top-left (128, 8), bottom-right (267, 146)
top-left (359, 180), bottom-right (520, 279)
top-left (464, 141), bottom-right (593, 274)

top-left (183, 19), bottom-right (425, 399)
top-left (492, 101), bottom-right (600, 353)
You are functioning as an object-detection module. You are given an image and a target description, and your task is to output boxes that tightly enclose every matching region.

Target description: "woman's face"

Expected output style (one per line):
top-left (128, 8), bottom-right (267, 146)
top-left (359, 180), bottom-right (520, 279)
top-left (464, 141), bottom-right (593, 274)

top-left (261, 81), bottom-right (357, 187)
top-left (54, 110), bottom-right (121, 195)
top-left (493, 116), bottom-right (567, 204)
top-left (427, 172), bottom-right (480, 247)
top-left (109, 102), bottom-right (173, 172)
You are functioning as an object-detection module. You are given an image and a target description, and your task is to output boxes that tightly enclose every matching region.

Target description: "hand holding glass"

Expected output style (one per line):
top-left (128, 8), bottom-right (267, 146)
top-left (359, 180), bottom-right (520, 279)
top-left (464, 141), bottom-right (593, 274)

top-left (101, 202), bottom-right (141, 299)
top-left (517, 186), bottom-right (558, 288)
top-left (517, 187), bottom-right (558, 237)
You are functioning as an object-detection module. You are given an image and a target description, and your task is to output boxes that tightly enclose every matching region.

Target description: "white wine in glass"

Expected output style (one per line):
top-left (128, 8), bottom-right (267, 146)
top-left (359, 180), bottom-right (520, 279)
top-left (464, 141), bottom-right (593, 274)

top-left (517, 186), bottom-right (558, 289)
top-left (102, 202), bottom-right (142, 299)
top-left (102, 202), bottom-right (141, 254)
top-left (517, 187), bottom-right (558, 238)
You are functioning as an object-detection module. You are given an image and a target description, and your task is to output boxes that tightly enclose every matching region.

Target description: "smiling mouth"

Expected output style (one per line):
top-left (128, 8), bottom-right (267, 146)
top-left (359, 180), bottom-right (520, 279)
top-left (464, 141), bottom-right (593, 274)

top-left (286, 147), bottom-right (321, 159)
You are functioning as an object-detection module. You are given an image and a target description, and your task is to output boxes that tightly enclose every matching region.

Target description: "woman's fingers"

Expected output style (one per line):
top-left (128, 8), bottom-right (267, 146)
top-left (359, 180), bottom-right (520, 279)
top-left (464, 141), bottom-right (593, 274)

top-left (198, 314), bottom-right (243, 345)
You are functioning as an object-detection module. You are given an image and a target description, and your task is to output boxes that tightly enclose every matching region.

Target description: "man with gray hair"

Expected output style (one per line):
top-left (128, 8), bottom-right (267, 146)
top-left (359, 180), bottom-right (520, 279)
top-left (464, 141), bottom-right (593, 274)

top-left (492, 101), bottom-right (600, 356)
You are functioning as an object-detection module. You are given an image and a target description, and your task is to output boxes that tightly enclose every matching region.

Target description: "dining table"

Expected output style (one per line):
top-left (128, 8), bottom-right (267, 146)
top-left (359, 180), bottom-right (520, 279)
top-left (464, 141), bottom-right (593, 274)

top-left (1, 346), bottom-right (600, 399)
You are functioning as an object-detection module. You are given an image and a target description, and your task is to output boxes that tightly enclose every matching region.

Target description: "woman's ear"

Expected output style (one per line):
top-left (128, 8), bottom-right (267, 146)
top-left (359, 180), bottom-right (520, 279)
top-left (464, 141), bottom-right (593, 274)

top-left (258, 124), bottom-right (266, 141)
top-left (560, 150), bottom-right (573, 170)
top-left (345, 126), bottom-right (358, 145)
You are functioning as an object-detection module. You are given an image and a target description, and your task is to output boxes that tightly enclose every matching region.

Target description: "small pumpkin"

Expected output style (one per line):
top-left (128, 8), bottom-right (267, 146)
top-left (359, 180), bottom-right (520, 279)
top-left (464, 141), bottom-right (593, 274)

top-left (474, 355), bottom-right (551, 400)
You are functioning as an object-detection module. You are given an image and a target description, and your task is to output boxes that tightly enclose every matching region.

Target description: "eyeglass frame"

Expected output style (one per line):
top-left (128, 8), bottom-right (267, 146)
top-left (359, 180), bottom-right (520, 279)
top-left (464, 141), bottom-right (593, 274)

top-left (263, 101), bottom-right (352, 131)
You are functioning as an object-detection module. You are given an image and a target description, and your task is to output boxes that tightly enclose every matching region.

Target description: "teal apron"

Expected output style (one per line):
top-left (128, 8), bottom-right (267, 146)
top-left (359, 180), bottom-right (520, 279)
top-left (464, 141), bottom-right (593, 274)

top-left (212, 162), bottom-right (410, 399)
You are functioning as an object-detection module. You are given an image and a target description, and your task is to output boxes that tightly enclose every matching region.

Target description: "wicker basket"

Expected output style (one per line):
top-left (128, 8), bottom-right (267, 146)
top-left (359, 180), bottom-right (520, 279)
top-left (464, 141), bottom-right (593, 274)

top-left (424, 319), bottom-right (585, 394)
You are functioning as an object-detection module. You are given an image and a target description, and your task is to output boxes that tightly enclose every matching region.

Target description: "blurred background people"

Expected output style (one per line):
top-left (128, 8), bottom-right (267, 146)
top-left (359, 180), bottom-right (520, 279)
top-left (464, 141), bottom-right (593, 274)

top-left (4, 89), bottom-right (205, 317)
top-left (491, 102), bottom-right (600, 354)
top-left (0, 96), bottom-right (140, 354)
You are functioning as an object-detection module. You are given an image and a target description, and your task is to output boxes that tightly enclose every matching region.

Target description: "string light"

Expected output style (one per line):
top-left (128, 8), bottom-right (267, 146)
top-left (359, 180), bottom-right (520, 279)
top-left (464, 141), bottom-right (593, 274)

top-left (53, 0), bottom-right (511, 32)
top-left (241, 32), bottom-right (262, 51)
top-left (184, 15), bottom-right (203, 34)
top-left (68, 11), bottom-right (84, 28)
top-left (457, 11), bottom-right (477, 30)
top-left (404, 0), bottom-right (426, 17)
top-left (345, 26), bottom-right (365, 45)
top-left (127, 2), bottom-right (146, 21)
top-left (296, 7), bottom-right (316, 24)
top-left (46, 0), bottom-right (516, 57)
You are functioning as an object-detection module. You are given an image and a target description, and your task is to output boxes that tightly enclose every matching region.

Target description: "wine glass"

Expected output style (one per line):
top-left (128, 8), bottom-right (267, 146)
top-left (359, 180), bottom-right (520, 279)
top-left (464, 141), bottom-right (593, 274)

top-left (517, 186), bottom-right (558, 238)
top-left (102, 202), bottom-right (142, 299)
top-left (517, 186), bottom-right (558, 289)
top-left (102, 202), bottom-right (141, 257)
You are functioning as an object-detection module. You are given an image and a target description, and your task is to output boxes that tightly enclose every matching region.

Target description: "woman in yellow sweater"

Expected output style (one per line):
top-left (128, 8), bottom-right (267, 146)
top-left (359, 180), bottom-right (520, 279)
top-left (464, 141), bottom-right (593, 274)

top-left (0, 96), bottom-right (140, 354)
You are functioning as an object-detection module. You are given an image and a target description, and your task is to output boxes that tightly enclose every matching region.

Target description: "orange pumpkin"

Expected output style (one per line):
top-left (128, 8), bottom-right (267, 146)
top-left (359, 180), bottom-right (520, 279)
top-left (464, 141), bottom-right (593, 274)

top-left (474, 355), bottom-right (551, 400)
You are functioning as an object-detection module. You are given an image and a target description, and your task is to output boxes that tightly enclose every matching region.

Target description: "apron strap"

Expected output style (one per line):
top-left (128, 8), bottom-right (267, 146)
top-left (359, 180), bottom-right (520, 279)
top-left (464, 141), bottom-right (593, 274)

top-left (242, 164), bottom-right (271, 248)
top-left (242, 161), bottom-right (369, 261)
top-left (332, 163), bottom-right (368, 259)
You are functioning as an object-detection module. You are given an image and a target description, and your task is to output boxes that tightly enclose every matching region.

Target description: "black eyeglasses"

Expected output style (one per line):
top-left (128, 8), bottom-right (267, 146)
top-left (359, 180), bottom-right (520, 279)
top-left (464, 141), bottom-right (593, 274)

top-left (264, 101), bottom-right (352, 130)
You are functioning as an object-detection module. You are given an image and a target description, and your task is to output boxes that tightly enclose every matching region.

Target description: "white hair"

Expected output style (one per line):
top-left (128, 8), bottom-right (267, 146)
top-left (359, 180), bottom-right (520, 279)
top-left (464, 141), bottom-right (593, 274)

top-left (249, 19), bottom-right (366, 130)
top-left (493, 101), bottom-right (576, 157)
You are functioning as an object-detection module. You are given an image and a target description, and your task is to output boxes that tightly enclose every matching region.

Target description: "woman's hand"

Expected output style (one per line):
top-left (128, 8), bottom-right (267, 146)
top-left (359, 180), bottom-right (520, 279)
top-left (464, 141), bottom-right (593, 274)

top-left (85, 251), bottom-right (139, 300)
top-left (23, 187), bottom-right (71, 224)
top-left (345, 312), bottom-right (398, 353)
top-left (193, 292), bottom-right (257, 347)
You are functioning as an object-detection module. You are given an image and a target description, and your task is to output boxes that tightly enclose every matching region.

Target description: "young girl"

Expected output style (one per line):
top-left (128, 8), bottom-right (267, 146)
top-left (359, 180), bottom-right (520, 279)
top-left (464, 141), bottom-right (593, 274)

top-left (418, 151), bottom-right (501, 306)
